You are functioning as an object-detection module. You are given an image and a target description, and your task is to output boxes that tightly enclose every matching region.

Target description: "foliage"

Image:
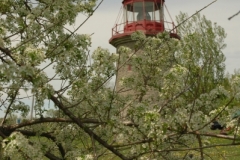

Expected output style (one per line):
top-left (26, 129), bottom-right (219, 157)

top-left (1, 1), bottom-right (240, 160)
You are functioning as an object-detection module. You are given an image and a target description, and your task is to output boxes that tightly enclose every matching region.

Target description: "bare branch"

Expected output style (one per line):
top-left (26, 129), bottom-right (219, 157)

top-left (228, 10), bottom-right (240, 20)
top-left (196, 134), bottom-right (204, 160)
top-left (50, 94), bottom-right (130, 160)
top-left (1, 88), bottom-right (20, 126)
top-left (9, 118), bottom-right (103, 130)
top-left (17, 130), bottom-right (65, 159)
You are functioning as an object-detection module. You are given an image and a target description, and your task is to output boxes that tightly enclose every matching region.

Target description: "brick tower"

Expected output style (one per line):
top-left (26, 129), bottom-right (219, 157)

top-left (109, 0), bottom-right (179, 95)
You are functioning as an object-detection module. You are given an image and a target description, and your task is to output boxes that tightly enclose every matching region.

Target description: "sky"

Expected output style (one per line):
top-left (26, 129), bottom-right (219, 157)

top-left (76, 0), bottom-right (240, 74)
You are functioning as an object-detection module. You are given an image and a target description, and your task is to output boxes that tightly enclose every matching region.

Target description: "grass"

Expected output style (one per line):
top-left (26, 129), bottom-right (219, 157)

top-left (175, 130), bottom-right (240, 160)
top-left (199, 128), bottom-right (240, 160)
top-left (100, 130), bottom-right (240, 160)
top-left (205, 136), bottom-right (240, 160)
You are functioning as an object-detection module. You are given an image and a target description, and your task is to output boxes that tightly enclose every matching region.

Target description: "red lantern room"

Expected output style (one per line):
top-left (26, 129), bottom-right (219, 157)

top-left (109, 0), bottom-right (180, 47)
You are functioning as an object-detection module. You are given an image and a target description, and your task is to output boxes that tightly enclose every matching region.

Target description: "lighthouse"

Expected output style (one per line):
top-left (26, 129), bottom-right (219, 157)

top-left (109, 0), bottom-right (179, 94)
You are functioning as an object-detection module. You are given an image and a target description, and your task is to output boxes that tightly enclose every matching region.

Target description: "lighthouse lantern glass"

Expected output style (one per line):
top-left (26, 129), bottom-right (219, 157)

top-left (144, 2), bottom-right (154, 20)
top-left (124, 1), bottom-right (162, 22)
top-left (133, 2), bottom-right (144, 21)
top-left (125, 3), bottom-right (134, 22)
top-left (154, 3), bottom-right (162, 22)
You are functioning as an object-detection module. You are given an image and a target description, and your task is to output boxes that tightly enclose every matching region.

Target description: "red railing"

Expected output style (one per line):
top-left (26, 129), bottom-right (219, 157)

top-left (112, 20), bottom-right (177, 37)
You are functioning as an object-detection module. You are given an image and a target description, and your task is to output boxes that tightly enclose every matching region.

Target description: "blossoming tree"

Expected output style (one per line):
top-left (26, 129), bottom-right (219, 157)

top-left (1, 0), bottom-right (240, 160)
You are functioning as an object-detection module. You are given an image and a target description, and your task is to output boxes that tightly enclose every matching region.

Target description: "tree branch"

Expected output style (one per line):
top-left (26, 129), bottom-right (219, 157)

top-left (228, 10), bottom-right (240, 20)
top-left (9, 117), bottom-right (103, 130)
top-left (190, 132), bottom-right (240, 141)
top-left (45, 152), bottom-right (62, 160)
top-left (50, 94), bottom-right (130, 160)
top-left (0, 47), bottom-right (17, 63)
top-left (17, 130), bottom-right (65, 159)
top-left (196, 134), bottom-right (204, 160)
top-left (1, 88), bottom-right (20, 126)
